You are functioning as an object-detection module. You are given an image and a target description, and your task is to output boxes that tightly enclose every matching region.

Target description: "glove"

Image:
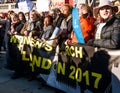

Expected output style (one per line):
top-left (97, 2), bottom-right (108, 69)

top-left (56, 13), bottom-right (64, 27)
top-left (86, 39), bottom-right (94, 46)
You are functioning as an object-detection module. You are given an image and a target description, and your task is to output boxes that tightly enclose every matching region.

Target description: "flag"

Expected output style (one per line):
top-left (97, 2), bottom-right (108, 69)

top-left (26, 0), bottom-right (34, 12)
top-left (15, 0), bottom-right (25, 8)
top-left (72, 8), bottom-right (85, 44)
top-left (16, 0), bottom-right (34, 13)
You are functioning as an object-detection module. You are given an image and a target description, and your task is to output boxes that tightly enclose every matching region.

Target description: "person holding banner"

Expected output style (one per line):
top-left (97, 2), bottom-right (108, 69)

top-left (18, 12), bottom-right (26, 25)
top-left (10, 13), bottom-right (24, 35)
top-left (46, 4), bottom-right (72, 48)
top-left (49, 8), bottom-right (61, 28)
top-left (41, 15), bottom-right (54, 41)
top-left (64, 1), bottom-right (96, 44)
top-left (20, 10), bottom-right (43, 37)
top-left (77, 3), bottom-right (96, 42)
top-left (68, 3), bottom-right (96, 44)
top-left (58, 4), bottom-right (73, 50)
top-left (87, 0), bottom-right (120, 49)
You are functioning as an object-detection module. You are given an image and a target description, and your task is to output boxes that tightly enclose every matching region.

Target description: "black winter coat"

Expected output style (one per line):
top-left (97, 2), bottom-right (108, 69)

top-left (92, 16), bottom-right (120, 49)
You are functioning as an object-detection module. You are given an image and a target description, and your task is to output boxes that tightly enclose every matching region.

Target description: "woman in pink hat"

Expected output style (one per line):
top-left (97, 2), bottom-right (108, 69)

top-left (87, 0), bottom-right (120, 49)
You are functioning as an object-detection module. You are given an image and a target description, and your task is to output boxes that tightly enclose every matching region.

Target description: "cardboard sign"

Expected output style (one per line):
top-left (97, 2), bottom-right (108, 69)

top-left (18, 1), bottom-right (29, 13)
top-left (36, 0), bottom-right (50, 12)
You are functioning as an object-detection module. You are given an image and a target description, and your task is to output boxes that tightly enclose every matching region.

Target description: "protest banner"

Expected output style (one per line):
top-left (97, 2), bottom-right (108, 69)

top-left (7, 35), bottom-right (120, 93)
top-left (7, 35), bottom-right (56, 75)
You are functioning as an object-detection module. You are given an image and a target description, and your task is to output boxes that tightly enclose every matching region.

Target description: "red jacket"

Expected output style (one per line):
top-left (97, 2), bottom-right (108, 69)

top-left (70, 16), bottom-right (96, 43)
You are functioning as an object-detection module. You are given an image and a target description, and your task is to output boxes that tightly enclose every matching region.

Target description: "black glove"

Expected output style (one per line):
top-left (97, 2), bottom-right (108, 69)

top-left (86, 39), bottom-right (94, 46)
top-left (56, 13), bottom-right (64, 27)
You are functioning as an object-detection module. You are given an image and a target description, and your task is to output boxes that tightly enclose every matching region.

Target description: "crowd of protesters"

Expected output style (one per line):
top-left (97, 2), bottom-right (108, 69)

top-left (0, 0), bottom-right (120, 81)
